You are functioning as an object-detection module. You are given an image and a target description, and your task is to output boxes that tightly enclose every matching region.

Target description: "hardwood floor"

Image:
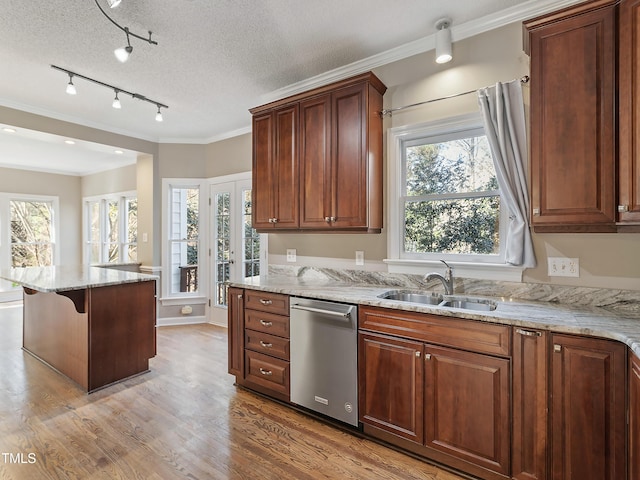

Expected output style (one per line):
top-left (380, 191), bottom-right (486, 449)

top-left (0, 302), bottom-right (466, 480)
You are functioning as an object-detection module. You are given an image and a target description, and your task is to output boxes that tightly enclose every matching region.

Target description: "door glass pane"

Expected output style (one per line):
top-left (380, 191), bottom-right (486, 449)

top-left (106, 200), bottom-right (119, 262)
top-left (242, 188), bottom-right (260, 281)
top-left (214, 192), bottom-right (231, 306)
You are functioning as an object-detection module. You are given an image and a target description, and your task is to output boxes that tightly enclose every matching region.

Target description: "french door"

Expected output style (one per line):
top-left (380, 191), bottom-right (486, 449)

top-left (209, 177), bottom-right (265, 326)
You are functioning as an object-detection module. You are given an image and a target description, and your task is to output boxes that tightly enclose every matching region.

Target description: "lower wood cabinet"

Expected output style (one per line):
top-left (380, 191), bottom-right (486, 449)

top-left (550, 334), bottom-right (626, 480)
top-left (358, 306), bottom-right (511, 480)
top-left (227, 288), bottom-right (291, 402)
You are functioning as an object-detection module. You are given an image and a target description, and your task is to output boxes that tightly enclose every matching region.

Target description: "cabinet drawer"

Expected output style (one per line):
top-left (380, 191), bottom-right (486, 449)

top-left (245, 309), bottom-right (290, 338)
top-left (244, 290), bottom-right (289, 315)
top-left (245, 350), bottom-right (290, 397)
top-left (359, 306), bottom-right (511, 357)
top-left (245, 329), bottom-right (290, 360)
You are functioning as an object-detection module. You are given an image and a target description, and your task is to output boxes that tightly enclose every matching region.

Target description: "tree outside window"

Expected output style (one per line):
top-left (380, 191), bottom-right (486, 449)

top-left (10, 200), bottom-right (54, 267)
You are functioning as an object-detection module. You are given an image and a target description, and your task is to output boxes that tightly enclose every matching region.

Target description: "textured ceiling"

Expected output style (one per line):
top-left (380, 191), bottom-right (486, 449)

top-left (0, 0), bottom-right (582, 175)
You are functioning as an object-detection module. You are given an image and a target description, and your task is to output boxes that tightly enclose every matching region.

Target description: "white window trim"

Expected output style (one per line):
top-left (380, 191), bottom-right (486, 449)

top-left (385, 113), bottom-right (524, 282)
top-left (83, 190), bottom-right (137, 265)
top-left (161, 178), bottom-right (208, 302)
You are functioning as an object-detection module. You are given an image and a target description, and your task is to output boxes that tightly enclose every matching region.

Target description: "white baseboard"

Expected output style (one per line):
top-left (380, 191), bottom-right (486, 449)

top-left (157, 315), bottom-right (207, 327)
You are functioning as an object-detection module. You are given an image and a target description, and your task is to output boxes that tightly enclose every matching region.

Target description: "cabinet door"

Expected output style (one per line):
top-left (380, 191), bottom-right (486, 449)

top-left (227, 287), bottom-right (244, 377)
top-left (526, 3), bottom-right (616, 231)
top-left (550, 334), bottom-right (626, 480)
top-left (512, 328), bottom-right (548, 480)
top-left (252, 112), bottom-right (275, 229)
top-left (251, 106), bottom-right (298, 230)
top-left (630, 354), bottom-right (640, 480)
top-left (358, 332), bottom-right (424, 444)
top-left (299, 94), bottom-right (332, 228)
top-left (619, 0), bottom-right (640, 224)
top-left (331, 83), bottom-right (368, 229)
top-left (272, 105), bottom-right (299, 228)
top-left (423, 345), bottom-right (511, 477)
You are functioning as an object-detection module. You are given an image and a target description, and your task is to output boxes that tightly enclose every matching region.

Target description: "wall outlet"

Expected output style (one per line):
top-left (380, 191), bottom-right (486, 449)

top-left (355, 250), bottom-right (365, 266)
top-left (286, 249), bottom-right (297, 262)
top-left (547, 257), bottom-right (579, 277)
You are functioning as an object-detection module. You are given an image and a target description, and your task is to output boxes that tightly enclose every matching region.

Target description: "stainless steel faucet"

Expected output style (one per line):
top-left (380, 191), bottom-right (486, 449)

top-left (424, 260), bottom-right (454, 295)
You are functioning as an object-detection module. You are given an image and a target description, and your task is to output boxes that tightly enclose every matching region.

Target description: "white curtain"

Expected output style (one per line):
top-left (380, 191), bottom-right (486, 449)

top-left (478, 80), bottom-right (536, 268)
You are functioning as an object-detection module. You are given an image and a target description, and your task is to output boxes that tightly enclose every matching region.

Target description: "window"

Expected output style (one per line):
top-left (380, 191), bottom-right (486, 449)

top-left (164, 180), bottom-right (206, 298)
top-left (84, 192), bottom-right (137, 264)
top-left (10, 199), bottom-right (55, 267)
top-left (389, 114), bottom-right (506, 264)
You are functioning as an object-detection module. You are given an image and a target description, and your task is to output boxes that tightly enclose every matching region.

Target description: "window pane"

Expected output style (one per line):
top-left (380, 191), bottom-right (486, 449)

top-left (127, 198), bottom-right (137, 244)
top-left (10, 200), bottom-right (54, 267)
top-left (242, 188), bottom-right (260, 280)
top-left (404, 196), bottom-right (500, 255)
top-left (89, 202), bottom-right (100, 243)
top-left (406, 136), bottom-right (497, 196)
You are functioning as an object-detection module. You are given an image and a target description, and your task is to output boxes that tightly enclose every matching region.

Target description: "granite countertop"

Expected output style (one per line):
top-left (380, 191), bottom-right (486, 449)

top-left (0, 265), bottom-right (158, 293)
top-left (230, 275), bottom-right (640, 358)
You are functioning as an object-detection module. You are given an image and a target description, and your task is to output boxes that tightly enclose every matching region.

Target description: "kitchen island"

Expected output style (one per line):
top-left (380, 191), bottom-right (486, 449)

top-left (0, 265), bottom-right (157, 392)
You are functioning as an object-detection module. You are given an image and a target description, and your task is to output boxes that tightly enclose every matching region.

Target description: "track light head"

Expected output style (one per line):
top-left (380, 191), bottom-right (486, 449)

top-left (66, 74), bottom-right (77, 95)
top-left (155, 105), bottom-right (163, 122)
top-left (435, 18), bottom-right (453, 64)
top-left (114, 44), bottom-right (133, 62)
top-left (112, 90), bottom-right (122, 109)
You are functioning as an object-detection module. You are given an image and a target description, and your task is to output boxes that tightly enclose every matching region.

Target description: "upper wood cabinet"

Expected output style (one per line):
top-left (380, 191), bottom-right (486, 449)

top-left (250, 72), bottom-right (386, 233)
top-left (525, 0), bottom-right (640, 232)
top-left (524, 0), bottom-right (617, 232)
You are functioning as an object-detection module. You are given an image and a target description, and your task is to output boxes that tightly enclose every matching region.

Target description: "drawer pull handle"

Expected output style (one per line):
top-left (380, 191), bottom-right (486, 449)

top-left (259, 299), bottom-right (273, 305)
top-left (259, 320), bottom-right (273, 327)
top-left (259, 368), bottom-right (273, 376)
top-left (259, 341), bottom-right (273, 348)
top-left (516, 328), bottom-right (542, 337)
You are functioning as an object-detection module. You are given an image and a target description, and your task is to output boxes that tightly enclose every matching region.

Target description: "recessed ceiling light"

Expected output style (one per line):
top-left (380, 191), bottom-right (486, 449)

top-left (2, 127), bottom-right (16, 133)
top-left (114, 150), bottom-right (124, 155)
top-left (65, 140), bottom-right (76, 145)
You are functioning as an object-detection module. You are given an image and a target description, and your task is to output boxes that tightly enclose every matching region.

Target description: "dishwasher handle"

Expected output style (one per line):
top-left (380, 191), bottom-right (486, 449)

top-left (291, 303), bottom-right (354, 320)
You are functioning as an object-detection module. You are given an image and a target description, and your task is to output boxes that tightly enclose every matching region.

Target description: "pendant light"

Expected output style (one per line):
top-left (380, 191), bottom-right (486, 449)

top-left (435, 18), bottom-right (453, 64)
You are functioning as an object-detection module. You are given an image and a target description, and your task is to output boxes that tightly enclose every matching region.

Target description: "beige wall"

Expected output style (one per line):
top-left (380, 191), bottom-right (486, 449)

top-left (0, 166), bottom-right (82, 265)
top-left (81, 164), bottom-right (137, 197)
top-left (205, 133), bottom-right (252, 177)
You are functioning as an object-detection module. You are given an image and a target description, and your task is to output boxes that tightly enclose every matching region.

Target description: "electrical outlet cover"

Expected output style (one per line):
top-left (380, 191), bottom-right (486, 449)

top-left (547, 257), bottom-right (579, 277)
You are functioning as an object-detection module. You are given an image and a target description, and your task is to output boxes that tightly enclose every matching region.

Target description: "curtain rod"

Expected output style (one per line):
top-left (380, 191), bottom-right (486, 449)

top-left (380, 75), bottom-right (530, 118)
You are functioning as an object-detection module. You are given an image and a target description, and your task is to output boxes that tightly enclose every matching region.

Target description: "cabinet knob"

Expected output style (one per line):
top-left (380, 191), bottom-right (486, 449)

top-left (325, 217), bottom-right (331, 223)
top-left (415, 351), bottom-right (420, 357)
top-left (532, 208), bottom-right (540, 216)
top-left (272, 217), bottom-right (278, 223)
top-left (259, 368), bottom-right (273, 376)
top-left (516, 328), bottom-right (542, 337)
top-left (553, 344), bottom-right (562, 353)
top-left (259, 341), bottom-right (273, 348)
top-left (259, 320), bottom-right (273, 327)
top-left (425, 353), bottom-right (432, 360)
top-left (618, 205), bottom-right (629, 213)
top-left (259, 299), bottom-right (273, 305)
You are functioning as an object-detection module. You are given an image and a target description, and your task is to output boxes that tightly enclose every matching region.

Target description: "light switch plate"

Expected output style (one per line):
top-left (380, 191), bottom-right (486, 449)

top-left (355, 251), bottom-right (364, 266)
top-left (547, 257), bottom-right (579, 277)
top-left (286, 249), bottom-right (297, 262)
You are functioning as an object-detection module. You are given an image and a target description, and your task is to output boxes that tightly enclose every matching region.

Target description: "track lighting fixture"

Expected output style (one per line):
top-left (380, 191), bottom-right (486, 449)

top-left (435, 18), bottom-right (453, 64)
top-left (66, 74), bottom-right (77, 95)
top-left (52, 65), bottom-right (168, 122)
top-left (112, 90), bottom-right (122, 109)
top-left (94, 0), bottom-right (157, 63)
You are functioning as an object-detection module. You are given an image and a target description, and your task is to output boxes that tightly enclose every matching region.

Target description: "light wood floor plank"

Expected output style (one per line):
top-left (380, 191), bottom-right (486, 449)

top-left (0, 304), bottom-right (466, 479)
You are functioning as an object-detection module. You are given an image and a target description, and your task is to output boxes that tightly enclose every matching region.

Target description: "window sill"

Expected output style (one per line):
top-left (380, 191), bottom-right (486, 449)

top-left (384, 259), bottom-right (525, 282)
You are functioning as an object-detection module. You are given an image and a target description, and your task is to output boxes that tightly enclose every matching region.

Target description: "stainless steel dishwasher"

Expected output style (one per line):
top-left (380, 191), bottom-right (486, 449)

top-left (289, 297), bottom-right (358, 427)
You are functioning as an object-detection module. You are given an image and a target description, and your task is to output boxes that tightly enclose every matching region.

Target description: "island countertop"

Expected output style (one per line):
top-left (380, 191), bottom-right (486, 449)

top-left (0, 265), bottom-right (157, 293)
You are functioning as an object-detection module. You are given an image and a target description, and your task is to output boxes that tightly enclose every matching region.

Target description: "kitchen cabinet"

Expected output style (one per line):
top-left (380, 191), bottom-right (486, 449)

top-left (251, 105), bottom-right (299, 229)
top-left (618, 0), bottom-right (640, 226)
top-left (524, 0), bottom-right (617, 232)
top-left (549, 334), bottom-right (626, 480)
top-left (512, 327), bottom-right (548, 480)
top-left (250, 72), bottom-right (386, 233)
top-left (358, 306), bottom-right (511, 480)
top-left (228, 289), bottom-right (291, 402)
top-left (631, 354), bottom-right (640, 480)
top-left (227, 287), bottom-right (245, 378)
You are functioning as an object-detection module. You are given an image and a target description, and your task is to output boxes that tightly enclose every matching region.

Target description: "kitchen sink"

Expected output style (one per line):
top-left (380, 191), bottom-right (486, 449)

top-left (378, 290), bottom-right (443, 305)
top-left (378, 290), bottom-right (497, 312)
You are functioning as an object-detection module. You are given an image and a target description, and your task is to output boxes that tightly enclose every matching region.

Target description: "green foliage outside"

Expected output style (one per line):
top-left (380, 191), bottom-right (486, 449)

top-left (404, 137), bottom-right (500, 255)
